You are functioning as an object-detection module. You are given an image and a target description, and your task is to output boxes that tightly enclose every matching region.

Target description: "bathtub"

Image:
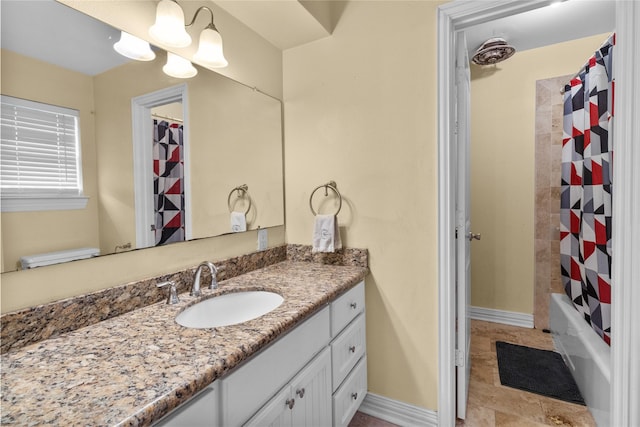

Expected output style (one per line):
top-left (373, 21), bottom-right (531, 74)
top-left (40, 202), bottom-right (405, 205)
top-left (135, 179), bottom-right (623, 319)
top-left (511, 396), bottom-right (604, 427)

top-left (550, 293), bottom-right (610, 426)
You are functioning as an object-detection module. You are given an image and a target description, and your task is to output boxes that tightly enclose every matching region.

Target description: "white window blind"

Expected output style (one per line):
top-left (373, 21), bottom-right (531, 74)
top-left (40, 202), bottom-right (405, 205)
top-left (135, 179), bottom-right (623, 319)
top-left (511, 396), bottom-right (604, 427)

top-left (1, 95), bottom-right (84, 199)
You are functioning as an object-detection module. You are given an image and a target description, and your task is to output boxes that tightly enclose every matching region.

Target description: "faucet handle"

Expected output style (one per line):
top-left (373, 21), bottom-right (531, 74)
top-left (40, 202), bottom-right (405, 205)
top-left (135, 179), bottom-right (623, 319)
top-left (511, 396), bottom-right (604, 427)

top-left (157, 281), bottom-right (179, 305)
top-left (208, 262), bottom-right (222, 290)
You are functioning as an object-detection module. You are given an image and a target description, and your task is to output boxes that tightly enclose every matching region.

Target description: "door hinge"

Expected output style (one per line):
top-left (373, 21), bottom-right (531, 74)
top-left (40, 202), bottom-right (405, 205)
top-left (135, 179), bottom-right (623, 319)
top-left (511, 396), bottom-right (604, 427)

top-left (455, 349), bottom-right (465, 367)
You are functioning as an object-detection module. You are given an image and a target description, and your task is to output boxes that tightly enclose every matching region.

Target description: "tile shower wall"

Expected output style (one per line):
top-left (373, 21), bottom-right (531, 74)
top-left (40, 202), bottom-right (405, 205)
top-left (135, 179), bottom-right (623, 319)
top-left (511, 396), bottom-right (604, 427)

top-left (534, 76), bottom-right (571, 329)
top-left (534, 75), bottom-right (572, 330)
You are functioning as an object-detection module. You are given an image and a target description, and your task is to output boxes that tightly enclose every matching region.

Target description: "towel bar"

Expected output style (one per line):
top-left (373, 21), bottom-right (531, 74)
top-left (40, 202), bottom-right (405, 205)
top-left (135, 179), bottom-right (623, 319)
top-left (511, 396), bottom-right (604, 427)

top-left (309, 181), bottom-right (342, 216)
top-left (227, 184), bottom-right (252, 215)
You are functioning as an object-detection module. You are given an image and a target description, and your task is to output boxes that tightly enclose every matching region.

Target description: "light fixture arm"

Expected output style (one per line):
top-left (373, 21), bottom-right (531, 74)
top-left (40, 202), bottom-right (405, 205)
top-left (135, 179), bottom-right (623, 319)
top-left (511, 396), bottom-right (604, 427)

top-left (185, 6), bottom-right (219, 32)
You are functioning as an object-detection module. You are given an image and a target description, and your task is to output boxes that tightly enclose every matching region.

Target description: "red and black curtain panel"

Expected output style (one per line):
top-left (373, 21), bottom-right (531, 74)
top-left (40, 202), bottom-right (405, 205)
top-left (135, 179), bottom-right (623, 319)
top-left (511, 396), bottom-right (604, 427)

top-left (560, 34), bottom-right (614, 345)
top-left (153, 119), bottom-right (185, 246)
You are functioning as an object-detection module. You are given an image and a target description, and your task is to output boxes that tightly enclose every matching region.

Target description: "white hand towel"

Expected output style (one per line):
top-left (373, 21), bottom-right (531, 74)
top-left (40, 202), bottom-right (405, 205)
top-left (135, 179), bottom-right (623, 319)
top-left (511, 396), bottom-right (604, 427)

top-left (312, 214), bottom-right (342, 253)
top-left (230, 211), bottom-right (247, 233)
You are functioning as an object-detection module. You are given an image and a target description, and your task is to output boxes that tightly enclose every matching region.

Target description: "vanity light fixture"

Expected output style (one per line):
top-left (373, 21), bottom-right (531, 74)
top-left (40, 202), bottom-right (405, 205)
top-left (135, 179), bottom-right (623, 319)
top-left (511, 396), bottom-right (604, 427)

top-left (163, 52), bottom-right (197, 78)
top-left (189, 7), bottom-right (228, 68)
top-left (149, 1), bottom-right (228, 68)
top-left (149, 0), bottom-right (191, 48)
top-left (113, 31), bottom-right (156, 61)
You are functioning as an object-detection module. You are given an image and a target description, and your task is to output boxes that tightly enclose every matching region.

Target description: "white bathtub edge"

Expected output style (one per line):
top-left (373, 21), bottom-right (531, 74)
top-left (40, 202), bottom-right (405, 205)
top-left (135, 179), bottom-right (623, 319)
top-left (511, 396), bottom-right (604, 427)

top-left (550, 293), bottom-right (611, 427)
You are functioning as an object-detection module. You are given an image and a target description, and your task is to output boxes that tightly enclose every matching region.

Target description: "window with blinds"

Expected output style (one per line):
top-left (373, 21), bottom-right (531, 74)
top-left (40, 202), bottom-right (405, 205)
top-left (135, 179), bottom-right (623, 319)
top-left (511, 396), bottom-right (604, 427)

top-left (1, 95), bottom-right (87, 212)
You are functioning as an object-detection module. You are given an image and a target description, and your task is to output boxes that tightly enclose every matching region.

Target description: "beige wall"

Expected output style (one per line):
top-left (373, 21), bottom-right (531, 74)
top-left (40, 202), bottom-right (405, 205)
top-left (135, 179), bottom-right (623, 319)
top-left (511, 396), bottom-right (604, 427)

top-left (1, 2), bottom-right (284, 313)
top-left (283, 0), bottom-right (443, 411)
top-left (469, 33), bottom-right (612, 314)
top-left (0, 50), bottom-right (100, 271)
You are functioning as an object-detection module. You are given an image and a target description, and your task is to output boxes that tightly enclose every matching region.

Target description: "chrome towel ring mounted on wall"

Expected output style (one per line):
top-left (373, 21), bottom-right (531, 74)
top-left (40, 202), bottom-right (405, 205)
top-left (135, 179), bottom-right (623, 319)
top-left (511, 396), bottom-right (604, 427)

top-left (227, 184), bottom-right (252, 215)
top-left (309, 181), bottom-right (342, 216)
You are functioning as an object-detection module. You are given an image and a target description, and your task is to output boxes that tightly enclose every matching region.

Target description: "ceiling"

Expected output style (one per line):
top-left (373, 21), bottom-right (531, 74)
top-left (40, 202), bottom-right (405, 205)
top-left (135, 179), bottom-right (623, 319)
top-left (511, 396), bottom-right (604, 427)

top-left (0, 0), bottom-right (616, 77)
top-left (464, 0), bottom-right (615, 58)
top-left (0, 0), bottom-right (131, 76)
top-left (213, 0), bottom-right (333, 50)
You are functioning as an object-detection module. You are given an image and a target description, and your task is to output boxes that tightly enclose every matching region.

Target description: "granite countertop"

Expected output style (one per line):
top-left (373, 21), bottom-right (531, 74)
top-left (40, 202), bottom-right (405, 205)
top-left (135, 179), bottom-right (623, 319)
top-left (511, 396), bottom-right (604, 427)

top-left (0, 261), bottom-right (367, 426)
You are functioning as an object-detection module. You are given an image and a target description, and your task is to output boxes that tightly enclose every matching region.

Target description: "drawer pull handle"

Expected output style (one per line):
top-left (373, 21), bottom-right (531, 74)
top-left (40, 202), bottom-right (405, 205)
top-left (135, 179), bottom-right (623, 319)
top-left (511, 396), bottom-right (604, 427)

top-left (286, 398), bottom-right (295, 410)
top-left (350, 302), bottom-right (357, 309)
top-left (351, 392), bottom-right (358, 400)
top-left (349, 345), bottom-right (356, 353)
top-left (296, 388), bottom-right (305, 398)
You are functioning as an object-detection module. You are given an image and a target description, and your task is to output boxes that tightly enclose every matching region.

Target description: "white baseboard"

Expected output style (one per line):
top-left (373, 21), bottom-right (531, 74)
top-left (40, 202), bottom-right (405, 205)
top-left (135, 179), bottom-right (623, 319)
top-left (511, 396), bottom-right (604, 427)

top-left (469, 306), bottom-right (534, 328)
top-left (358, 392), bottom-right (438, 426)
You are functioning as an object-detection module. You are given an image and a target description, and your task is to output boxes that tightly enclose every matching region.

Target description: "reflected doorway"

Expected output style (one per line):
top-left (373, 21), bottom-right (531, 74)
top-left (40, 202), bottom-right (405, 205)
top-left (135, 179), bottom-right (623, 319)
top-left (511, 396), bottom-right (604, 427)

top-left (131, 84), bottom-right (192, 249)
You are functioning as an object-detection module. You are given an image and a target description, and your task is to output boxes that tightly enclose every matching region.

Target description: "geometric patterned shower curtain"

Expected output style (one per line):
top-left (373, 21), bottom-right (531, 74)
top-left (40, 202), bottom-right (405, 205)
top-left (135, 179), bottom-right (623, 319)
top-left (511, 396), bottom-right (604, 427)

top-left (153, 119), bottom-right (185, 246)
top-left (560, 34), bottom-right (614, 345)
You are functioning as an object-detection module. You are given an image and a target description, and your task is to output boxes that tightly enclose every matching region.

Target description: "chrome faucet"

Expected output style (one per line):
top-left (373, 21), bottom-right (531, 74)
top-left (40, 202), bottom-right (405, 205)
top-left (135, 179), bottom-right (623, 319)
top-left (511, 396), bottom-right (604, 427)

top-left (191, 261), bottom-right (219, 297)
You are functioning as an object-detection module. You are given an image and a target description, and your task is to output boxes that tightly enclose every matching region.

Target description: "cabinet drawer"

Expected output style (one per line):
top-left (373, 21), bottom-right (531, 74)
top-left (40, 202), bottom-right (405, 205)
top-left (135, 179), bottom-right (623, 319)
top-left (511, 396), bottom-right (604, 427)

top-left (331, 281), bottom-right (364, 337)
top-left (332, 355), bottom-right (367, 427)
top-left (331, 313), bottom-right (366, 391)
top-left (220, 306), bottom-right (330, 427)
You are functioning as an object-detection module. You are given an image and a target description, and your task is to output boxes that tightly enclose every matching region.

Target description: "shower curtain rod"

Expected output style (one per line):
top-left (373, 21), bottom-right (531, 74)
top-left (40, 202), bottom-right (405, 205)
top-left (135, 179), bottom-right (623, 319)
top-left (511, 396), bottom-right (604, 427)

top-left (151, 113), bottom-right (183, 123)
top-left (561, 60), bottom-right (591, 94)
top-left (561, 33), bottom-right (615, 94)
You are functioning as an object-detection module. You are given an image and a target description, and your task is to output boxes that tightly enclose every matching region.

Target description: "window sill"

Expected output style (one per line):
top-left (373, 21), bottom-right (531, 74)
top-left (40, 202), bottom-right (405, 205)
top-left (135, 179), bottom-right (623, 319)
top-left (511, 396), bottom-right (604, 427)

top-left (1, 195), bottom-right (89, 212)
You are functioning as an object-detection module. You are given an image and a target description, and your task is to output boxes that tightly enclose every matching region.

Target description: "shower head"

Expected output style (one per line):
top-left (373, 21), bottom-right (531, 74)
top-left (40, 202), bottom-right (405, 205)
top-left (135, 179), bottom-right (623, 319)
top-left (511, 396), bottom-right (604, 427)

top-left (471, 37), bottom-right (516, 66)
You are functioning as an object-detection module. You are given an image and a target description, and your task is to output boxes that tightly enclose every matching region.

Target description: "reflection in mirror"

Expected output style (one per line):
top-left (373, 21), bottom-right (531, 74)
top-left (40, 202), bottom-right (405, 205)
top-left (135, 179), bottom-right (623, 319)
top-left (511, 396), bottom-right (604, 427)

top-left (151, 101), bottom-right (186, 246)
top-left (0, 0), bottom-right (284, 273)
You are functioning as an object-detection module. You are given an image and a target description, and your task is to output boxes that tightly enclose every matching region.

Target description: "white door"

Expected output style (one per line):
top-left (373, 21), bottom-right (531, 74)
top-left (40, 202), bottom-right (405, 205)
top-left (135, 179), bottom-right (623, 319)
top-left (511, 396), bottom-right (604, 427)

top-left (455, 30), bottom-right (474, 420)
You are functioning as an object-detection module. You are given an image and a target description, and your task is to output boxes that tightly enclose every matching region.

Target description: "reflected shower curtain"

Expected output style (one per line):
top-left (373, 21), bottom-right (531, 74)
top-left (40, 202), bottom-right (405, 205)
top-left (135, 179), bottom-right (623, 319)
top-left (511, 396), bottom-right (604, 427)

top-left (560, 35), bottom-right (614, 345)
top-left (153, 119), bottom-right (185, 246)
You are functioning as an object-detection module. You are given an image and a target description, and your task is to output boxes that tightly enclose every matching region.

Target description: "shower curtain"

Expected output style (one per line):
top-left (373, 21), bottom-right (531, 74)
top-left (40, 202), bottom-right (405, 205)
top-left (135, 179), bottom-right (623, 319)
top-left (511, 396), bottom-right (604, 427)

top-left (560, 35), bottom-right (614, 345)
top-left (153, 119), bottom-right (185, 246)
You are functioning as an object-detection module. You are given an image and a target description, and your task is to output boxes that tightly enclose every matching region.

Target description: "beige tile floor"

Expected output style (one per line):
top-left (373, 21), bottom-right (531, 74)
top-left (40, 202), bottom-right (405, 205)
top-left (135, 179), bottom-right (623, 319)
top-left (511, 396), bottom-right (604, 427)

top-left (457, 320), bottom-right (596, 427)
top-left (349, 320), bottom-right (596, 427)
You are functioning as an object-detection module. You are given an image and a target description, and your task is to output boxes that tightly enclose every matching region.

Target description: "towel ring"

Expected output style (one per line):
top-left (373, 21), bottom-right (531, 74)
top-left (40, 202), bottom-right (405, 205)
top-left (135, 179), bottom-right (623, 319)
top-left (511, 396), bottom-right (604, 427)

top-left (227, 184), bottom-right (252, 215)
top-left (309, 181), bottom-right (342, 216)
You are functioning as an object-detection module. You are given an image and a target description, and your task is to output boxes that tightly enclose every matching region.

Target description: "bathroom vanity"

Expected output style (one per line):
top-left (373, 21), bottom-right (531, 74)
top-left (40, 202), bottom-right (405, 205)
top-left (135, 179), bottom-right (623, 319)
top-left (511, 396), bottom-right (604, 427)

top-left (158, 281), bottom-right (366, 426)
top-left (0, 253), bottom-right (368, 426)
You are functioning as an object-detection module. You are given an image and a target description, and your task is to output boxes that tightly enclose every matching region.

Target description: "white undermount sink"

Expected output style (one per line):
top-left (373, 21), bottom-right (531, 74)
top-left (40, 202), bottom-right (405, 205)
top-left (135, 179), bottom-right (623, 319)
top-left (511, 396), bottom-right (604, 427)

top-left (176, 291), bottom-right (284, 328)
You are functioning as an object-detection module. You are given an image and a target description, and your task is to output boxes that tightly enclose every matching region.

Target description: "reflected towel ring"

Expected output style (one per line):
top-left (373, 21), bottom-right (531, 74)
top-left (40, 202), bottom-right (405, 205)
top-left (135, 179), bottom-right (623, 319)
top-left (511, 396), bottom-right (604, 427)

top-left (227, 184), bottom-right (252, 215)
top-left (309, 181), bottom-right (342, 216)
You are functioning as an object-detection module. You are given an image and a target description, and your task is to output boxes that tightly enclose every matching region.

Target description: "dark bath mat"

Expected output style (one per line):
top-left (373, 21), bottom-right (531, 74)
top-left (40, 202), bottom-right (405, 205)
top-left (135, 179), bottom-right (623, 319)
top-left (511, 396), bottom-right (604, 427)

top-left (496, 341), bottom-right (585, 405)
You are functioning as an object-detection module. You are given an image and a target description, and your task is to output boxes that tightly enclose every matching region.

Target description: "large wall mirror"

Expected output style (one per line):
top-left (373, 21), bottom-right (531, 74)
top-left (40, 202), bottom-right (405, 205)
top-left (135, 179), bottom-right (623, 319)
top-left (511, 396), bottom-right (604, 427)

top-left (0, 0), bottom-right (284, 273)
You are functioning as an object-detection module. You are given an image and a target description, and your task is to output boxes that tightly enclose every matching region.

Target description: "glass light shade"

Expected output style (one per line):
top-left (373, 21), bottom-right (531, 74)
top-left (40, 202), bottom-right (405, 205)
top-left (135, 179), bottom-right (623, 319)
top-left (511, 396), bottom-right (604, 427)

top-left (113, 31), bottom-right (156, 61)
top-left (163, 52), bottom-right (197, 78)
top-left (193, 28), bottom-right (228, 68)
top-left (149, 0), bottom-right (191, 48)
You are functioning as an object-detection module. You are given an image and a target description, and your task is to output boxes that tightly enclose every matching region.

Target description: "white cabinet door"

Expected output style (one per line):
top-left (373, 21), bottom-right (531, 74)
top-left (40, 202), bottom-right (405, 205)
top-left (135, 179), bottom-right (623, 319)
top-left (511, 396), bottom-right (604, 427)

top-left (245, 347), bottom-right (332, 427)
top-left (221, 307), bottom-right (330, 426)
top-left (243, 384), bottom-right (292, 427)
top-left (291, 347), bottom-right (332, 427)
